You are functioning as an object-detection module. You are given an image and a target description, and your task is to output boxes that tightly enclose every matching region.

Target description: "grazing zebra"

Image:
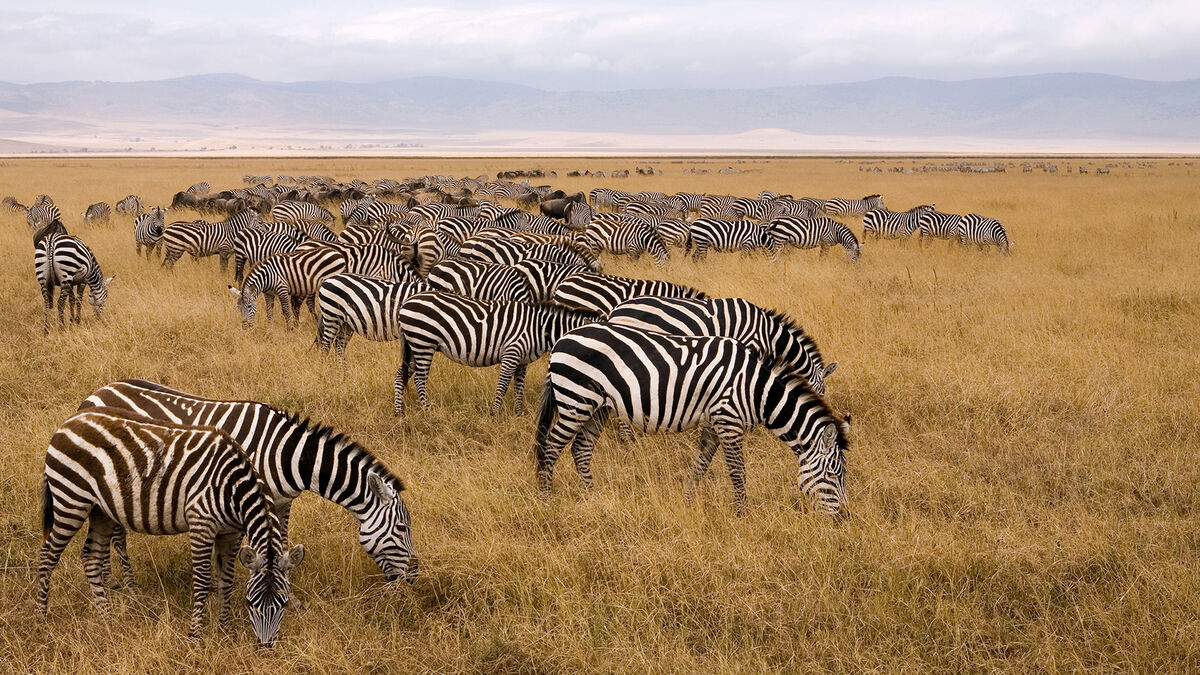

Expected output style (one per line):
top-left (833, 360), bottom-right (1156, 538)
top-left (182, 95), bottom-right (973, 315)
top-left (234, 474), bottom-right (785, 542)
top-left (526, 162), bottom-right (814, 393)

top-left (34, 233), bottom-right (113, 332)
top-left (271, 200), bottom-right (334, 224)
top-left (686, 218), bottom-right (777, 260)
top-left (608, 296), bottom-right (837, 394)
top-left (160, 219), bottom-right (240, 271)
top-left (2, 195), bottom-right (26, 212)
top-left (395, 292), bottom-right (599, 415)
top-left (730, 197), bottom-right (789, 222)
top-left (823, 194), bottom-right (885, 217)
top-left (115, 195), bottom-right (144, 216)
top-left (79, 379), bottom-right (417, 583)
top-left (512, 258), bottom-right (589, 303)
top-left (316, 273), bottom-right (427, 356)
top-left (623, 200), bottom-right (684, 221)
top-left (918, 208), bottom-right (965, 245)
top-left (234, 228), bottom-right (300, 283)
top-left (27, 202), bottom-right (62, 232)
top-left (134, 207), bottom-right (167, 257)
top-left (187, 181), bottom-right (211, 194)
top-left (588, 188), bottom-right (625, 210)
top-left (534, 323), bottom-right (849, 516)
top-left (698, 194), bottom-right (738, 219)
top-left (38, 407), bottom-right (303, 646)
top-left (339, 243), bottom-right (419, 283)
top-left (551, 271), bottom-right (708, 316)
top-left (229, 247), bottom-right (346, 327)
top-left (581, 216), bottom-right (669, 266)
top-left (668, 192), bottom-right (704, 215)
top-left (428, 258), bottom-right (534, 302)
top-left (459, 236), bottom-right (600, 270)
top-left (765, 216), bottom-right (861, 261)
top-left (862, 205), bottom-right (932, 241)
top-left (82, 202), bottom-right (111, 225)
top-left (959, 214), bottom-right (1013, 253)
top-left (410, 224), bottom-right (446, 278)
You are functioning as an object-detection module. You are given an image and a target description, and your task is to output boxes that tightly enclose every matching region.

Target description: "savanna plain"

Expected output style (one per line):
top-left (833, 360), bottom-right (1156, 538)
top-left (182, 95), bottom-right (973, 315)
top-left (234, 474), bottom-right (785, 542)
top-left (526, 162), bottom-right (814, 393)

top-left (0, 156), bottom-right (1198, 673)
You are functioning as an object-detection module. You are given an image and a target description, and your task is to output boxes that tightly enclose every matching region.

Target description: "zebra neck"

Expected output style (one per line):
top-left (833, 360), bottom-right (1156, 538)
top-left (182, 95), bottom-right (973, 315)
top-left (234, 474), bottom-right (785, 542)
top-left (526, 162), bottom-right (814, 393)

top-left (239, 477), bottom-right (282, 555)
top-left (287, 429), bottom-right (377, 519)
top-left (84, 264), bottom-right (103, 291)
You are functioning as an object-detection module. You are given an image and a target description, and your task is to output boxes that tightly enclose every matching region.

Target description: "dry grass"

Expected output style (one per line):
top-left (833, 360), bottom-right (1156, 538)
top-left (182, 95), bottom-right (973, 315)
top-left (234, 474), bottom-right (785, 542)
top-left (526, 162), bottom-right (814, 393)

top-left (1, 156), bottom-right (1198, 673)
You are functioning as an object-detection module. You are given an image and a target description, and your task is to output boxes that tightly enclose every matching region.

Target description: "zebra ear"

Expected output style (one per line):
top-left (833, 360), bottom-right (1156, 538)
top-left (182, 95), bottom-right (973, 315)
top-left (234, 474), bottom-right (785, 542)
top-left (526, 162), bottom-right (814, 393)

top-left (282, 545), bottom-right (305, 571)
top-left (368, 473), bottom-right (394, 505)
top-left (238, 546), bottom-right (264, 570)
top-left (822, 424), bottom-right (838, 447)
top-left (103, 275), bottom-right (116, 287)
top-left (227, 285), bottom-right (241, 298)
top-left (823, 361), bottom-right (837, 378)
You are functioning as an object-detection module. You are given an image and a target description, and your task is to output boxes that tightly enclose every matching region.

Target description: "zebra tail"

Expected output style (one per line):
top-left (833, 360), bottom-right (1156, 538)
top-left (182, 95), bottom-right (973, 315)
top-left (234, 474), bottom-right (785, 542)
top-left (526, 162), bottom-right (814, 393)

top-left (41, 476), bottom-right (53, 540)
top-left (533, 381), bottom-right (558, 468)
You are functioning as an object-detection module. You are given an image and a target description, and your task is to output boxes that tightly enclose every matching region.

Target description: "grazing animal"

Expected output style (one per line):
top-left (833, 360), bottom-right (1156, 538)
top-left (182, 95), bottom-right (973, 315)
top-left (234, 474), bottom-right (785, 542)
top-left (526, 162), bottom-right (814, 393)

top-left (534, 323), bottom-right (849, 516)
top-left (428, 258), bottom-right (535, 302)
top-left (160, 219), bottom-right (239, 271)
top-left (395, 292), bottom-right (598, 415)
top-left (959, 214), bottom-right (1013, 253)
top-left (917, 208), bottom-right (965, 245)
top-left (134, 207), bottom-right (167, 257)
top-left (823, 194), bottom-right (885, 217)
top-left (271, 200), bottom-right (334, 224)
top-left (686, 218), bottom-right (777, 260)
top-left (608, 296), bottom-right (837, 395)
top-left (38, 407), bottom-right (303, 646)
top-left (34, 233), bottom-right (113, 332)
top-left (115, 195), bottom-right (144, 216)
top-left (78, 379), bottom-right (417, 583)
top-left (580, 216), bottom-right (669, 266)
top-left (82, 202), bottom-right (111, 225)
top-left (27, 202), bottom-right (62, 232)
top-left (229, 247), bottom-right (346, 327)
top-left (234, 227), bottom-right (300, 283)
top-left (862, 205), bottom-right (932, 241)
top-left (316, 273), bottom-right (428, 356)
top-left (187, 181), bottom-right (211, 194)
top-left (512, 258), bottom-right (590, 303)
top-left (459, 236), bottom-right (600, 271)
top-left (765, 216), bottom-right (861, 261)
top-left (551, 271), bottom-right (707, 316)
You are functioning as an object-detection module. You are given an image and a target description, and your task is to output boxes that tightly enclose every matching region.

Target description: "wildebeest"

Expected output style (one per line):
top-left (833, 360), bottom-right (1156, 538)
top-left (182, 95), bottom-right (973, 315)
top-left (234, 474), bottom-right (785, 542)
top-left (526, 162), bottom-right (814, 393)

top-left (539, 192), bottom-right (587, 220)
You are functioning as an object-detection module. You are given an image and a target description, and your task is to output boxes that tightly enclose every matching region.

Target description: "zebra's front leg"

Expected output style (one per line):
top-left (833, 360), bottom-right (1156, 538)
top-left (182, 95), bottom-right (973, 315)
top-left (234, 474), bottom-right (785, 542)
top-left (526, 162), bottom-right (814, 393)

top-left (511, 364), bottom-right (529, 415)
top-left (393, 343), bottom-right (412, 416)
top-left (277, 289), bottom-right (296, 329)
top-left (687, 427), bottom-right (721, 501)
top-left (411, 347), bottom-right (435, 411)
top-left (213, 532), bottom-right (241, 630)
top-left (491, 350), bottom-right (523, 416)
top-left (713, 420), bottom-right (749, 512)
top-left (186, 525), bottom-right (217, 640)
top-left (81, 511), bottom-right (117, 613)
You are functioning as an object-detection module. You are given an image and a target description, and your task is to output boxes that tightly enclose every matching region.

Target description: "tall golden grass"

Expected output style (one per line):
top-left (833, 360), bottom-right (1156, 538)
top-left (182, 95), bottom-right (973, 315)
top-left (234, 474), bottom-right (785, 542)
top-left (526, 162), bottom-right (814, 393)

top-left (1, 156), bottom-right (1198, 672)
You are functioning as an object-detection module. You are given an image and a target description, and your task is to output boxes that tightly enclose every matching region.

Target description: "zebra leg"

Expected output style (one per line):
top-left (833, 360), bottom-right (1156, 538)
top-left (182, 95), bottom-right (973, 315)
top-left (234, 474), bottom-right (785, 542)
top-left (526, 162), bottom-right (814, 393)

top-left (162, 249), bottom-right (180, 269)
top-left (278, 290), bottom-right (296, 329)
top-left (393, 342), bottom-right (412, 416)
top-left (81, 510), bottom-right (116, 613)
top-left (410, 346), bottom-right (436, 410)
top-left (491, 350), bottom-right (523, 416)
top-left (56, 285), bottom-right (70, 326)
top-left (213, 531), bottom-right (241, 630)
top-left (616, 419), bottom-right (636, 444)
top-left (111, 524), bottom-right (135, 588)
top-left (234, 257), bottom-right (245, 283)
top-left (713, 420), bottom-right (749, 512)
top-left (72, 285), bottom-right (84, 323)
top-left (688, 427), bottom-right (721, 500)
top-left (306, 295), bottom-right (317, 318)
top-left (186, 524), bottom-right (217, 640)
top-left (569, 407), bottom-right (610, 489)
top-left (512, 364), bottom-right (529, 416)
top-left (218, 252), bottom-right (230, 273)
top-left (335, 325), bottom-right (352, 359)
top-left (692, 243), bottom-right (707, 261)
top-left (41, 284), bottom-right (54, 333)
top-left (263, 292), bottom-right (276, 322)
top-left (318, 315), bottom-right (338, 354)
top-left (37, 499), bottom-right (90, 615)
top-left (538, 407), bottom-right (591, 492)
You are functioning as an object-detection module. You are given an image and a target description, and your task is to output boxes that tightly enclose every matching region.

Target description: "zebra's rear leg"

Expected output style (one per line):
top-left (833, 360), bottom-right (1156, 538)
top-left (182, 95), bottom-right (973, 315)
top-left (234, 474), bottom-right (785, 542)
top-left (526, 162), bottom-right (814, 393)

top-left (615, 420), bottom-right (636, 444)
top-left (56, 285), bottom-right (70, 326)
top-left (41, 285), bottom-right (54, 334)
top-left (410, 347), bottom-right (436, 411)
top-left (511, 364), bottom-right (528, 415)
top-left (108, 524), bottom-right (135, 588)
top-left (569, 407), bottom-right (610, 490)
top-left (37, 497), bottom-right (90, 615)
top-left (537, 408), bottom-right (591, 493)
top-left (81, 510), bottom-right (117, 613)
top-left (687, 427), bottom-right (721, 501)
top-left (393, 341), bottom-right (413, 416)
top-left (491, 350), bottom-right (523, 416)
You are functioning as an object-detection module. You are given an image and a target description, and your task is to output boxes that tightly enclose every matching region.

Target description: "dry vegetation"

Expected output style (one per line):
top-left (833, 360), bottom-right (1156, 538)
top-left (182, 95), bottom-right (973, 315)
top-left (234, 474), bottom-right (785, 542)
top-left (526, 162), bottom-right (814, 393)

top-left (1, 156), bottom-right (1198, 672)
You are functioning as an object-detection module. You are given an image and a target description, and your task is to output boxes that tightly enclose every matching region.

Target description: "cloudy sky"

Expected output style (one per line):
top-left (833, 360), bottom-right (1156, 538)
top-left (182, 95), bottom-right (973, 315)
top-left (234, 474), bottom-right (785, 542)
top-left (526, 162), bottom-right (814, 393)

top-left (3, 1), bottom-right (1199, 89)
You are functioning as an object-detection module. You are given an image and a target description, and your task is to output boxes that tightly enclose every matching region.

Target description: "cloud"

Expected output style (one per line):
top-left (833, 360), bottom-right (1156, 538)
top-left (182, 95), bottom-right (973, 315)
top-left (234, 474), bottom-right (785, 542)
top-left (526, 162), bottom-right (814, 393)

top-left (1, 2), bottom-right (1198, 88)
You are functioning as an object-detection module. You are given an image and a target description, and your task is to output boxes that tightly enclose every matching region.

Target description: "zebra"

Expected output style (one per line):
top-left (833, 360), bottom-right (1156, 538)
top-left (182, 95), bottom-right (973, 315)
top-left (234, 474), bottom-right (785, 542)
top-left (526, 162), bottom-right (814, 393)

top-left (115, 195), bottom-right (144, 216)
top-left (551, 271), bottom-right (708, 316)
top-left (82, 202), bottom-right (111, 225)
top-left (234, 228), bottom-right (300, 283)
top-left (862, 204), bottom-right (932, 241)
top-left (187, 181), bottom-right (211, 194)
top-left (395, 292), bottom-right (599, 415)
top-left (316, 273), bottom-right (428, 356)
top-left (34, 233), bottom-right (114, 332)
top-left (459, 236), bottom-right (600, 270)
top-left (134, 207), bottom-right (167, 257)
top-left (27, 202), bottom-right (62, 232)
top-left (2, 195), bottom-right (26, 212)
top-left (271, 200), bottom-right (334, 224)
top-left (160, 219), bottom-right (241, 271)
top-left (38, 407), bottom-right (303, 646)
top-left (580, 216), bottom-right (669, 266)
top-left (686, 218), bottom-right (777, 260)
top-left (823, 194), bottom-right (885, 217)
top-left (668, 192), bottom-right (704, 215)
top-left (428, 258), bottom-right (534, 302)
top-left (698, 194), bottom-right (738, 219)
top-left (228, 246), bottom-right (346, 327)
top-left (730, 197), bottom-right (790, 222)
top-left (959, 214), bottom-right (1013, 253)
top-left (918, 208), bottom-right (965, 245)
top-left (624, 200), bottom-right (684, 221)
top-left (533, 323), bottom-right (850, 516)
top-left (765, 216), bottom-right (861, 261)
top-left (588, 188), bottom-right (627, 210)
top-left (339, 243), bottom-right (419, 282)
top-left (33, 219), bottom-right (68, 245)
top-left (79, 379), bottom-right (418, 583)
top-left (512, 258), bottom-right (589, 303)
top-left (608, 296), bottom-right (837, 395)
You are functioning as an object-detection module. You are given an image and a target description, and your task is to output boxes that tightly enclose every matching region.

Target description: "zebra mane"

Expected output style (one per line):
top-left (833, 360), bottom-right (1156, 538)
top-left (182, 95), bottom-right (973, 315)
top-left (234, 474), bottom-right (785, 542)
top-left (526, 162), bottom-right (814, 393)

top-left (759, 306), bottom-right (826, 365)
top-left (757, 359), bottom-right (850, 449)
top-left (863, 194), bottom-right (881, 200)
top-left (280, 411), bottom-right (406, 491)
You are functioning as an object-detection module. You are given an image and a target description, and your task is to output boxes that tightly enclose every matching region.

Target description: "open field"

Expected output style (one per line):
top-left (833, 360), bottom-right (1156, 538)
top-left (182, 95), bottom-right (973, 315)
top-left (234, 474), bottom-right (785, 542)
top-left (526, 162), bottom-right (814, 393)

top-left (1, 156), bottom-right (1199, 672)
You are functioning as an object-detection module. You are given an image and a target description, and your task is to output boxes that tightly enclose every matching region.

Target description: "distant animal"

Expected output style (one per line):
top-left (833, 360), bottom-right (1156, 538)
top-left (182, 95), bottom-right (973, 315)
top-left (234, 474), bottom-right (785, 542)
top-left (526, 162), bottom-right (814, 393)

top-left (134, 207), bottom-right (167, 256)
top-left (187, 181), bottom-right (211, 194)
top-left (115, 195), bottom-right (144, 216)
top-left (686, 218), bottom-right (776, 260)
top-left (34, 233), bottom-right (114, 332)
top-left (917, 208), bottom-right (964, 245)
top-left (823, 194), bottom-right (885, 217)
top-left (764, 216), bottom-right (861, 261)
top-left (229, 246), bottom-right (346, 327)
top-left (959, 214), bottom-right (1013, 253)
top-left (82, 202), bottom-right (111, 225)
top-left (862, 205), bottom-right (933, 241)
top-left (27, 202), bottom-right (62, 232)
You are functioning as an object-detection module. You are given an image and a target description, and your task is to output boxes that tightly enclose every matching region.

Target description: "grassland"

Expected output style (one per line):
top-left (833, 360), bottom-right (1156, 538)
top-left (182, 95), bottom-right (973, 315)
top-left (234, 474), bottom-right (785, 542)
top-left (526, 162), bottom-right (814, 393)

top-left (0, 156), bottom-right (1198, 673)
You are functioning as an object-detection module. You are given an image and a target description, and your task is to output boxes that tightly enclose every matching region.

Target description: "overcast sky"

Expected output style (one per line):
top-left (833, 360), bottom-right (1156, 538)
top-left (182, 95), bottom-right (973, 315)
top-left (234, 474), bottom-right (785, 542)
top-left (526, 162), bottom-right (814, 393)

top-left (3, 1), bottom-right (1199, 89)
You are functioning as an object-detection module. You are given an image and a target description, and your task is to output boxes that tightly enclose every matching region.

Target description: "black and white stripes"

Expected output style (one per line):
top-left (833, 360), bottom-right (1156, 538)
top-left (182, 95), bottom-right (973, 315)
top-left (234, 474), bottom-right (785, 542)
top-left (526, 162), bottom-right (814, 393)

top-left (34, 232), bottom-right (113, 332)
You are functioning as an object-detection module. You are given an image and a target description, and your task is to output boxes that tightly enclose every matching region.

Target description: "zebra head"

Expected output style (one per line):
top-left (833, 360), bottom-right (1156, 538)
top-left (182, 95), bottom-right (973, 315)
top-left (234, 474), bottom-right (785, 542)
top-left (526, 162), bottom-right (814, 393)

top-left (865, 194), bottom-right (885, 210)
top-left (239, 544), bottom-right (305, 648)
top-left (361, 473), bottom-right (418, 583)
top-left (640, 229), bottom-right (670, 267)
top-left (88, 275), bottom-right (115, 316)
top-left (227, 285), bottom-right (256, 326)
top-left (795, 420), bottom-right (849, 518)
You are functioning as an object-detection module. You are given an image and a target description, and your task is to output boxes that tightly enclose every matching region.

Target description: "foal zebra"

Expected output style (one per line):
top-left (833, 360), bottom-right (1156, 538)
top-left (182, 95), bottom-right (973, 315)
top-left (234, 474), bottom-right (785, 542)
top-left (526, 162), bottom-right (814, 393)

top-left (34, 233), bottom-right (113, 332)
top-left (551, 271), bottom-right (708, 316)
top-left (608, 296), bottom-right (837, 395)
top-left (534, 323), bottom-right (849, 516)
top-left (395, 292), bottom-right (598, 415)
top-left (686, 218), bottom-right (777, 260)
top-left (79, 379), bottom-right (417, 583)
top-left (316, 273), bottom-right (428, 356)
top-left (823, 194), bottom-right (884, 217)
top-left (960, 214), bottom-right (1013, 252)
top-left (862, 204), bottom-right (932, 241)
top-left (134, 207), bottom-right (167, 256)
top-left (39, 407), bottom-right (302, 646)
top-left (765, 216), bottom-right (862, 261)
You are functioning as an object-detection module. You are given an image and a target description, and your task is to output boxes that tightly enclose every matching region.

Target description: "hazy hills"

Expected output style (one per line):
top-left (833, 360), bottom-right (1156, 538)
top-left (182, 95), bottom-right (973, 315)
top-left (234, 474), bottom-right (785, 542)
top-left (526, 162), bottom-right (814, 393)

top-left (0, 73), bottom-right (1196, 152)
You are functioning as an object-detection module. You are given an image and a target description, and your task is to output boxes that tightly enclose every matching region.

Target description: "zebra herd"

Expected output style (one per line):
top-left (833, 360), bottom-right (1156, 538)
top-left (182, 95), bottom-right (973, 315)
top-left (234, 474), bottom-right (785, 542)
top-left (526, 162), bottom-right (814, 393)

top-left (16, 171), bottom-right (1016, 647)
